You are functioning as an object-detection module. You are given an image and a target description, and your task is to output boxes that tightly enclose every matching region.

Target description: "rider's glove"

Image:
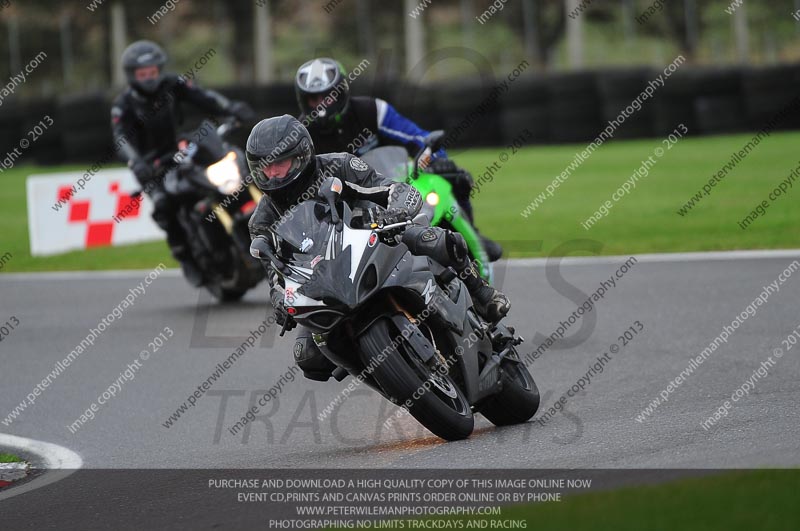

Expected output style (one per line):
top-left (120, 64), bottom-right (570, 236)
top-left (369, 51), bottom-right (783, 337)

top-left (428, 158), bottom-right (459, 175)
top-left (129, 158), bottom-right (153, 184)
top-left (386, 183), bottom-right (423, 218)
top-left (228, 101), bottom-right (255, 123)
top-left (270, 287), bottom-right (297, 331)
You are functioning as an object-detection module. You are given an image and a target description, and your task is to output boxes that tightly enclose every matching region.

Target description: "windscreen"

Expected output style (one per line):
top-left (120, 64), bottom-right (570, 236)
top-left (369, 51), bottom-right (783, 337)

top-left (360, 146), bottom-right (409, 181)
top-left (272, 201), bottom-right (333, 262)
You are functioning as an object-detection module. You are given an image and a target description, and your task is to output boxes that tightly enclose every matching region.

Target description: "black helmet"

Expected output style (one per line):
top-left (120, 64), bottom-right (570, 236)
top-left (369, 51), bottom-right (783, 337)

top-left (246, 115), bottom-right (315, 193)
top-left (122, 40), bottom-right (167, 95)
top-left (295, 58), bottom-right (350, 128)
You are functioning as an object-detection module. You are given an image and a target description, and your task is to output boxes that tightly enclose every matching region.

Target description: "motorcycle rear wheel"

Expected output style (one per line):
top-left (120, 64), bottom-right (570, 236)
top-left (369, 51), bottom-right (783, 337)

top-left (358, 317), bottom-right (474, 441)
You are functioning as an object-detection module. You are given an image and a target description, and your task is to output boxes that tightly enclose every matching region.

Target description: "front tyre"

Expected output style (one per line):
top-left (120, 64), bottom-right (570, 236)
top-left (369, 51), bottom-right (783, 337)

top-left (206, 283), bottom-right (248, 302)
top-left (205, 245), bottom-right (250, 302)
top-left (358, 317), bottom-right (474, 441)
top-left (479, 358), bottom-right (539, 426)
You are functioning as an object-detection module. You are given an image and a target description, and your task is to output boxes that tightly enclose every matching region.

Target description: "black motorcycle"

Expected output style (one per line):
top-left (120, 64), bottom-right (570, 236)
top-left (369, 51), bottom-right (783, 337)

top-left (251, 177), bottom-right (539, 441)
top-left (154, 119), bottom-right (264, 301)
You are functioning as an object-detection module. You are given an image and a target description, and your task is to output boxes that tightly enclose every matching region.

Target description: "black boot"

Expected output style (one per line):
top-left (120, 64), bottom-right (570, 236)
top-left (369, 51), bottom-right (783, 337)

top-left (460, 262), bottom-right (510, 323)
top-left (400, 226), bottom-right (510, 322)
top-left (479, 234), bottom-right (503, 262)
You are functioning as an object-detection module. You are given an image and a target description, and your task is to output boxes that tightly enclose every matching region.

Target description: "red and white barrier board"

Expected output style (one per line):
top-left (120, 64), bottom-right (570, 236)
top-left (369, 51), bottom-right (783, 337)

top-left (26, 168), bottom-right (164, 257)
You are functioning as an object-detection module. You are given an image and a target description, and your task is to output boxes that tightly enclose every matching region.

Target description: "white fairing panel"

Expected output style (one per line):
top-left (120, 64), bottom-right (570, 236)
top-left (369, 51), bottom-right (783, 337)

top-left (284, 278), bottom-right (325, 307)
top-left (342, 224), bottom-right (373, 282)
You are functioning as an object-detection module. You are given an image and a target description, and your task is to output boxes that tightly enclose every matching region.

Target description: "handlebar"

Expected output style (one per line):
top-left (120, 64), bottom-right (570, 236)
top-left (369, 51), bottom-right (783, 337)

top-left (146, 117), bottom-right (240, 167)
top-left (374, 220), bottom-right (412, 233)
top-left (131, 118), bottom-right (242, 197)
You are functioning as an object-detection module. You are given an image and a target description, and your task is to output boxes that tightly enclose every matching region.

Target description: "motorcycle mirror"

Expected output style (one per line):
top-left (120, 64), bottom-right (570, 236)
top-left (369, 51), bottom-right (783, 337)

top-left (318, 176), bottom-right (343, 200)
top-left (412, 131), bottom-right (445, 180)
top-left (318, 177), bottom-right (343, 227)
top-left (424, 130), bottom-right (446, 152)
top-left (412, 211), bottom-right (430, 226)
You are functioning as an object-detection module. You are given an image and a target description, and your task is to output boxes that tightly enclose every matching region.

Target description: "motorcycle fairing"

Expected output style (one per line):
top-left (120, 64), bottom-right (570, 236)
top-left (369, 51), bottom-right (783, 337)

top-left (272, 197), bottom-right (502, 403)
top-left (274, 201), bottom-right (408, 310)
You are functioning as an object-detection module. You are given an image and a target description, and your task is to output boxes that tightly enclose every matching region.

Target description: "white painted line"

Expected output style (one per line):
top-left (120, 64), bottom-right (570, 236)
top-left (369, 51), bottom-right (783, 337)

top-left (1, 268), bottom-right (181, 281)
top-left (0, 433), bottom-right (83, 502)
top-left (1, 249), bottom-right (799, 280)
top-left (503, 249), bottom-right (800, 267)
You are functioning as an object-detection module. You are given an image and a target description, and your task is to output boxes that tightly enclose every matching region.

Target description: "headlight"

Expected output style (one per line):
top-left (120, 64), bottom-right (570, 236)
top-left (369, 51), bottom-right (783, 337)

top-left (206, 151), bottom-right (242, 195)
top-left (426, 192), bottom-right (440, 206)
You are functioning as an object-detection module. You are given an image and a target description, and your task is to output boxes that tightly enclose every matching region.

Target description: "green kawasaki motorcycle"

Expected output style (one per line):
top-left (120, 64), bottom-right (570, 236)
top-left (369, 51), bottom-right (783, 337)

top-left (360, 131), bottom-right (493, 282)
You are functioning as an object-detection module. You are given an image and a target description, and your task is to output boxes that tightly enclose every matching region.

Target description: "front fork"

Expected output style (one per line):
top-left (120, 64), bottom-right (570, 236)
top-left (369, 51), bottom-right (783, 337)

top-left (208, 184), bottom-right (263, 235)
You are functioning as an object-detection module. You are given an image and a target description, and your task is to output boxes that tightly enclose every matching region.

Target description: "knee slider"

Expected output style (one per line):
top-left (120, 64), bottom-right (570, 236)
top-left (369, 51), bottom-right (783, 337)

top-left (293, 334), bottom-right (335, 381)
top-left (446, 231), bottom-right (469, 264)
top-left (293, 334), bottom-right (317, 364)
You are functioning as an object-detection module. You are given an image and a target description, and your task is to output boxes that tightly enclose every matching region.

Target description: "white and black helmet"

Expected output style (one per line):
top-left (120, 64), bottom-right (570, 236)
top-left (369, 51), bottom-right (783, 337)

top-left (122, 40), bottom-right (167, 95)
top-left (246, 115), bottom-right (315, 192)
top-left (295, 58), bottom-right (350, 127)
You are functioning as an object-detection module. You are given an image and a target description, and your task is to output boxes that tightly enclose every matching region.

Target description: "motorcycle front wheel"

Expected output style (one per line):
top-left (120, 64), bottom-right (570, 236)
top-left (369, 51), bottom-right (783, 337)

top-left (204, 246), bottom-right (250, 302)
top-left (358, 316), bottom-right (474, 441)
top-left (206, 282), bottom-right (248, 302)
top-left (479, 357), bottom-right (540, 426)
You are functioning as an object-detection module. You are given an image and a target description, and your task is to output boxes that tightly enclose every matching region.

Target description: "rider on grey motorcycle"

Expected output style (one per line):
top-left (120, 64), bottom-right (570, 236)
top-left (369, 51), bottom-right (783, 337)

top-left (246, 115), bottom-right (510, 381)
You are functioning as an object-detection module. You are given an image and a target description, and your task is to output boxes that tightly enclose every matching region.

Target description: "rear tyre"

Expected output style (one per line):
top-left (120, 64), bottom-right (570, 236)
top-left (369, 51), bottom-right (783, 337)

top-left (358, 317), bottom-right (474, 441)
top-left (480, 358), bottom-right (539, 426)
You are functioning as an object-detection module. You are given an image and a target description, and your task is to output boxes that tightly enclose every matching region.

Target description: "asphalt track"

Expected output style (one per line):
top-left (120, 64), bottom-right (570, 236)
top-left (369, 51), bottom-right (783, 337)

top-left (1, 251), bottom-right (799, 527)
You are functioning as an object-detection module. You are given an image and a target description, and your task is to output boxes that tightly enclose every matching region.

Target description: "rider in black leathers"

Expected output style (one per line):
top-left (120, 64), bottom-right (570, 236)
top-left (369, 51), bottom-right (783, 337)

top-left (294, 57), bottom-right (503, 262)
top-left (111, 40), bottom-right (253, 284)
top-left (246, 115), bottom-right (510, 381)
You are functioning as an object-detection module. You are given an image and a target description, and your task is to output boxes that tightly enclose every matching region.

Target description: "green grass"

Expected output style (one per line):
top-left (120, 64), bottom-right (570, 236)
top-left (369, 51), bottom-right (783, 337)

top-left (330, 470), bottom-right (799, 531)
top-left (2, 131), bottom-right (799, 271)
top-left (0, 453), bottom-right (23, 463)
top-left (456, 130), bottom-right (800, 257)
top-left (484, 470), bottom-right (800, 531)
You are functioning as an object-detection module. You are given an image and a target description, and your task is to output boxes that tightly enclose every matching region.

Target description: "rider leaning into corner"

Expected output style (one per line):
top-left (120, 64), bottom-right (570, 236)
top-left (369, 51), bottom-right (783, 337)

top-left (294, 57), bottom-right (503, 263)
top-left (246, 115), bottom-right (511, 381)
top-left (110, 40), bottom-right (254, 285)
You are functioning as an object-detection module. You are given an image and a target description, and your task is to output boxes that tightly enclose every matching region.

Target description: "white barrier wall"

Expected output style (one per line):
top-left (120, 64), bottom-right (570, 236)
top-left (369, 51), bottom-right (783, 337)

top-left (26, 168), bottom-right (163, 257)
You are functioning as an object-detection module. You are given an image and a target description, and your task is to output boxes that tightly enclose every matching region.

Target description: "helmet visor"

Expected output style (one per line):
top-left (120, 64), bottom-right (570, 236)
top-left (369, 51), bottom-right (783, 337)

top-left (250, 153), bottom-right (307, 191)
top-left (133, 65), bottom-right (163, 94)
top-left (135, 65), bottom-right (161, 82)
top-left (262, 158), bottom-right (294, 180)
top-left (307, 94), bottom-right (329, 117)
